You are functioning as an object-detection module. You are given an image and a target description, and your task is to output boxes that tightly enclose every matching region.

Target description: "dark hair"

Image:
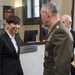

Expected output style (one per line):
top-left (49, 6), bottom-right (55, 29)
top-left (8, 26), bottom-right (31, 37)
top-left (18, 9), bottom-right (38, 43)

top-left (6, 15), bottom-right (21, 25)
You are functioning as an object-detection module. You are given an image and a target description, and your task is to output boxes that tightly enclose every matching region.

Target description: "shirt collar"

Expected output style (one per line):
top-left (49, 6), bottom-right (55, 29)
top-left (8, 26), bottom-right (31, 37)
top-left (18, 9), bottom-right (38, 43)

top-left (48, 20), bottom-right (60, 33)
top-left (69, 28), bottom-right (71, 30)
top-left (6, 30), bottom-right (15, 39)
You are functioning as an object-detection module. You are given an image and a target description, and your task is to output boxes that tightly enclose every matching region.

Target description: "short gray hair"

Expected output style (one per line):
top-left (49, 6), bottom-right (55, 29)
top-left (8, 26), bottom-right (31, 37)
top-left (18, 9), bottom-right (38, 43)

top-left (42, 2), bottom-right (59, 15)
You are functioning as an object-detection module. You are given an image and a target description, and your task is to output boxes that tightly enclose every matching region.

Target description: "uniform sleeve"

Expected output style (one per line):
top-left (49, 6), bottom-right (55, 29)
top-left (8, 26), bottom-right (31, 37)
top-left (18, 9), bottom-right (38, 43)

top-left (52, 29), bottom-right (73, 75)
top-left (0, 38), bottom-right (4, 75)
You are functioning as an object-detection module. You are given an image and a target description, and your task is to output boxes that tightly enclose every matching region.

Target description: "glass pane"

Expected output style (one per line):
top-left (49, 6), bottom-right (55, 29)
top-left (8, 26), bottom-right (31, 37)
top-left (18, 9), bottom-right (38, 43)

top-left (34, 0), bottom-right (39, 17)
top-left (34, 0), bottom-right (39, 6)
top-left (27, 0), bottom-right (31, 18)
top-left (34, 6), bottom-right (39, 17)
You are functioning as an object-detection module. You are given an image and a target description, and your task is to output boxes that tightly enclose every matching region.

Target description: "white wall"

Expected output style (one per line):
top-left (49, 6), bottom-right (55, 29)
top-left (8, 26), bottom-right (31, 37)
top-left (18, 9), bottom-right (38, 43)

top-left (20, 45), bottom-right (45, 75)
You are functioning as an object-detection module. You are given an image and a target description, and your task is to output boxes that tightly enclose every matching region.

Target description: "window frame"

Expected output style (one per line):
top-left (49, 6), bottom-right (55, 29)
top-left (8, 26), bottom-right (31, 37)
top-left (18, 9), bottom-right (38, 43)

top-left (22, 0), bottom-right (40, 25)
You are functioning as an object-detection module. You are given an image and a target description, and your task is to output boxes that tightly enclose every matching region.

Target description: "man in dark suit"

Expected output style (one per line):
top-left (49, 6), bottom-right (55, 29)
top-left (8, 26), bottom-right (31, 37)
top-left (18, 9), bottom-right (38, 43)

top-left (61, 14), bottom-right (75, 75)
top-left (0, 15), bottom-right (24, 75)
top-left (41, 2), bottom-right (73, 75)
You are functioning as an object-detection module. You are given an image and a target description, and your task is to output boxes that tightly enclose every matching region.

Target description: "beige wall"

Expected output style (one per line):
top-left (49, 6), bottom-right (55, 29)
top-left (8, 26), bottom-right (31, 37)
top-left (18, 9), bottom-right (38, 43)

top-left (51, 0), bottom-right (72, 17)
top-left (0, 0), bottom-right (14, 6)
top-left (73, 1), bottom-right (75, 29)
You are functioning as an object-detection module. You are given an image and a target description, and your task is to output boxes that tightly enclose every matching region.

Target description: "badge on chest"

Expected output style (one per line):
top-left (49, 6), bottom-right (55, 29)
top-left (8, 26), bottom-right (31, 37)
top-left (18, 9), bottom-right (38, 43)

top-left (45, 51), bottom-right (48, 57)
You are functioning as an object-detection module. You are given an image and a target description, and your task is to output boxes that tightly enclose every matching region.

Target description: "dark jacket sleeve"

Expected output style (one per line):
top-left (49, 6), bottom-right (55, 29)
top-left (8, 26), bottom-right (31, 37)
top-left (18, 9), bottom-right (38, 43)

top-left (0, 37), bottom-right (4, 75)
top-left (70, 29), bottom-right (75, 47)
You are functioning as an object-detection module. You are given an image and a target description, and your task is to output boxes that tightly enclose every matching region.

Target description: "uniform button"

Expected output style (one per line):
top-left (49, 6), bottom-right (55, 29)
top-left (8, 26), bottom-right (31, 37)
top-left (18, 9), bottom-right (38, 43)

top-left (56, 25), bottom-right (59, 28)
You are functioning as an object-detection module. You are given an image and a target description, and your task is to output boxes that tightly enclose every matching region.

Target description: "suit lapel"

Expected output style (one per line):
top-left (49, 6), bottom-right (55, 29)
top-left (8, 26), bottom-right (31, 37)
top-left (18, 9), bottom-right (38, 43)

top-left (4, 31), bottom-right (18, 56)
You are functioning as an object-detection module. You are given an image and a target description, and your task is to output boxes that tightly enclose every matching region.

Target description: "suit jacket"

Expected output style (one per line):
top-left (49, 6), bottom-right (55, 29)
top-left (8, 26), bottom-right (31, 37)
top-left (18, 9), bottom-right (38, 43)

top-left (70, 29), bottom-right (75, 48)
top-left (0, 31), bottom-right (23, 75)
top-left (70, 29), bottom-right (75, 61)
top-left (44, 21), bottom-right (73, 75)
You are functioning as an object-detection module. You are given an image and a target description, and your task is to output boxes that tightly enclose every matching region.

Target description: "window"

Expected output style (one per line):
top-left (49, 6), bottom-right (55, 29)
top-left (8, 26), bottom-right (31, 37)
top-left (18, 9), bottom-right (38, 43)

top-left (22, 0), bottom-right (40, 25)
top-left (26, 0), bottom-right (39, 18)
top-left (34, 0), bottom-right (39, 17)
top-left (22, 0), bottom-right (51, 25)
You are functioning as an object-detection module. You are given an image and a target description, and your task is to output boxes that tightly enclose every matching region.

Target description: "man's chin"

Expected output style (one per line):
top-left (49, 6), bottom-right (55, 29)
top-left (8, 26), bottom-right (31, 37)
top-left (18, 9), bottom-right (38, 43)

top-left (15, 32), bottom-right (18, 34)
top-left (43, 24), bottom-right (48, 27)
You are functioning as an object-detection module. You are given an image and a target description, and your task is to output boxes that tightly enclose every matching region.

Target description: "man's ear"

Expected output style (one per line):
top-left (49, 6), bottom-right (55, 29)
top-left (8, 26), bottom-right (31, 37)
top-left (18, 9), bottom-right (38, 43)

top-left (45, 11), bottom-right (50, 19)
top-left (69, 21), bottom-right (72, 25)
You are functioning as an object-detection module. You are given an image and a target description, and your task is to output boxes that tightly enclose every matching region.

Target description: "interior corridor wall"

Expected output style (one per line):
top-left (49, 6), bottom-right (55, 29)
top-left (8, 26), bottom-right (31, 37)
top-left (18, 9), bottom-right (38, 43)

top-left (0, 0), bottom-right (14, 6)
top-left (73, 1), bottom-right (75, 30)
top-left (51, 0), bottom-right (72, 17)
